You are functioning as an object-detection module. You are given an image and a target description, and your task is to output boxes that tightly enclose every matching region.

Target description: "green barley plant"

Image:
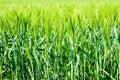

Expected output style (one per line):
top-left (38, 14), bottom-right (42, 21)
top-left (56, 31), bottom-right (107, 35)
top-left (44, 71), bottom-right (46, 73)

top-left (0, 2), bottom-right (120, 80)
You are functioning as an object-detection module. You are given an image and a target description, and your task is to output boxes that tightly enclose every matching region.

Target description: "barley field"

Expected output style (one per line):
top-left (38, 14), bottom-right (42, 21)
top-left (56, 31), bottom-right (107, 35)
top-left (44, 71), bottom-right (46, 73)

top-left (0, 0), bottom-right (120, 80)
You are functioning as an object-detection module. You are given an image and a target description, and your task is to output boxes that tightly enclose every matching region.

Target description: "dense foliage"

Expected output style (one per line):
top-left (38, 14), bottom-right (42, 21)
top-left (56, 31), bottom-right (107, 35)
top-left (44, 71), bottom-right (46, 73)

top-left (0, 4), bottom-right (120, 80)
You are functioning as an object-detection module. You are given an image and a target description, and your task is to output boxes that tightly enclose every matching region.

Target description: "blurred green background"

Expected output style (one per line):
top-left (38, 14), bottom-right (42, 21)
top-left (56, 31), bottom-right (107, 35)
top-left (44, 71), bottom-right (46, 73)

top-left (0, 0), bottom-right (120, 5)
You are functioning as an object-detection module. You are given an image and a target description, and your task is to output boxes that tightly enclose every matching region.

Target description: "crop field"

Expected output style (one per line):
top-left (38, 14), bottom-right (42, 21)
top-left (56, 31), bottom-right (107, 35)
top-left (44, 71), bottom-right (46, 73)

top-left (0, 0), bottom-right (120, 80)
